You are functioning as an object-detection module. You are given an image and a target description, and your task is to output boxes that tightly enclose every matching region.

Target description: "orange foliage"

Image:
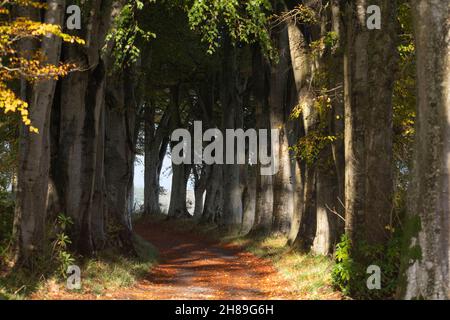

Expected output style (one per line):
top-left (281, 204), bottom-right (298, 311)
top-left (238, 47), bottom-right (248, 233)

top-left (0, 0), bottom-right (85, 133)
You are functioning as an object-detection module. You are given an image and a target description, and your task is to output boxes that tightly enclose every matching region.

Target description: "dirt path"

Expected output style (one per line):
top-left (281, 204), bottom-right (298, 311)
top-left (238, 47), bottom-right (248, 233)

top-left (33, 219), bottom-right (302, 300)
top-left (112, 220), bottom-right (298, 299)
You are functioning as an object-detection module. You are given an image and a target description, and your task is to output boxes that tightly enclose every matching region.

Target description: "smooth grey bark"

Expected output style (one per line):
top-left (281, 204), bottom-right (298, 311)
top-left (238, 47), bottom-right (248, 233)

top-left (90, 104), bottom-right (107, 249)
top-left (167, 158), bottom-right (190, 218)
top-left (144, 103), bottom-right (170, 215)
top-left (193, 165), bottom-right (210, 218)
top-left (167, 86), bottom-right (191, 219)
top-left (53, 0), bottom-right (119, 254)
top-left (288, 158), bottom-right (304, 244)
top-left (220, 41), bottom-right (244, 233)
top-left (308, 0), bottom-right (345, 254)
top-left (196, 77), bottom-right (224, 224)
top-left (251, 48), bottom-right (274, 235)
top-left (81, 61), bottom-right (109, 254)
top-left (241, 164), bottom-right (257, 235)
top-left (286, 79), bottom-right (305, 246)
top-left (104, 70), bottom-right (137, 247)
top-left (312, 153), bottom-right (339, 256)
top-left (13, 0), bottom-right (65, 265)
top-left (202, 164), bottom-right (223, 223)
top-left (344, 0), bottom-right (397, 246)
top-left (286, 15), bottom-right (319, 248)
top-left (403, 0), bottom-right (450, 300)
top-left (270, 24), bottom-right (294, 235)
top-left (329, 0), bottom-right (345, 209)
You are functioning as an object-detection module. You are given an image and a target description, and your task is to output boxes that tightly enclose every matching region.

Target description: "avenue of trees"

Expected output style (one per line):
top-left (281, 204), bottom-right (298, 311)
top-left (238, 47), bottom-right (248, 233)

top-left (1, 0), bottom-right (449, 299)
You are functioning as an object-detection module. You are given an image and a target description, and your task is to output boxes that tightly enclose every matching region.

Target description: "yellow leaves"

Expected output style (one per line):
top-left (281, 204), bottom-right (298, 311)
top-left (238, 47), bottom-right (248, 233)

top-left (0, 85), bottom-right (25, 113)
top-left (2, 0), bottom-right (48, 9)
top-left (15, 0), bottom-right (48, 9)
top-left (2, 54), bottom-right (77, 82)
top-left (294, 129), bottom-right (337, 165)
top-left (290, 102), bottom-right (307, 120)
top-left (290, 93), bottom-right (332, 120)
top-left (0, 84), bottom-right (37, 133)
top-left (0, 11), bottom-right (84, 132)
top-left (0, 17), bottom-right (84, 46)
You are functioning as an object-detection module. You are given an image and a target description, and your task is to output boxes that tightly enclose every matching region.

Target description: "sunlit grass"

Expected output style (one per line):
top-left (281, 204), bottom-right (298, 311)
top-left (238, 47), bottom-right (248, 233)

top-left (0, 234), bottom-right (158, 299)
top-left (231, 236), bottom-right (341, 300)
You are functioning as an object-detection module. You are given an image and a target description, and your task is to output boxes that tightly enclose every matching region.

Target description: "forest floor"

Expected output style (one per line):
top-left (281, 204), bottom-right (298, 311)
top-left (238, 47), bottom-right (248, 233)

top-left (1, 216), bottom-right (341, 300)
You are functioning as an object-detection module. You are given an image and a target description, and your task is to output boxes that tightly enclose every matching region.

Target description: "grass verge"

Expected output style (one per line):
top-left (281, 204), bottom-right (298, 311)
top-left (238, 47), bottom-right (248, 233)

top-left (230, 236), bottom-right (341, 299)
top-left (0, 234), bottom-right (158, 300)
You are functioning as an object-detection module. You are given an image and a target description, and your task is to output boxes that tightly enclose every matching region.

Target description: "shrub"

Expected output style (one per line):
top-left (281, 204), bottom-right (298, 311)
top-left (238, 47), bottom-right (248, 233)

top-left (331, 233), bottom-right (401, 299)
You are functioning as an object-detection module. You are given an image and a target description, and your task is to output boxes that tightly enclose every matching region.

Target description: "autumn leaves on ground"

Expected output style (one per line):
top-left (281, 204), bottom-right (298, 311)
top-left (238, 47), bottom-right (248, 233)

top-left (1, 217), bottom-right (340, 300)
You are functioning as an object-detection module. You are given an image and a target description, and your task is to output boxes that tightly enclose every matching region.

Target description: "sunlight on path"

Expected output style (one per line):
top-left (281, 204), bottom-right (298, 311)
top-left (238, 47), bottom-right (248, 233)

top-left (111, 221), bottom-right (299, 300)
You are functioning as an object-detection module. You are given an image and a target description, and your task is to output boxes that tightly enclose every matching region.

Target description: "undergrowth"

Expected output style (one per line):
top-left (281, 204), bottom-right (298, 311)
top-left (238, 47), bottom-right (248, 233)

top-left (331, 233), bottom-right (401, 299)
top-left (0, 232), bottom-right (158, 300)
top-left (231, 236), bottom-right (340, 300)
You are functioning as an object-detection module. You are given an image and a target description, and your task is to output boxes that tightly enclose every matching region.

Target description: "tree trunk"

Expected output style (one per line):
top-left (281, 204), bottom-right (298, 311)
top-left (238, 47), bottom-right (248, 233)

top-left (104, 70), bottom-right (136, 249)
top-left (286, 15), bottom-right (319, 247)
top-left (144, 104), bottom-right (170, 215)
top-left (251, 47), bottom-right (273, 235)
top-left (220, 40), bottom-right (243, 233)
top-left (51, 0), bottom-right (116, 255)
top-left (13, 0), bottom-right (65, 266)
top-left (329, 0), bottom-right (345, 215)
top-left (344, 0), bottom-right (397, 247)
top-left (193, 165), bottom-right (210, 218)
top-left (241, 164), bottom-right (257, 235)
top-left (403, 0), bottom-right (450, 300)
top-left (167, 86), bottom-right (190, 219)
top-left (90, 104), bottom-right (107, 250)
top-left (167, 160), bottom-right (190, 218)
top-left (288, 158), bottom-right (304, 245)
top-left (312, 153), bottom-right (339, 255)
top-left (202, 164), bottom-right (223, 223)
top-left (270, 23), bottom-right (294, 235)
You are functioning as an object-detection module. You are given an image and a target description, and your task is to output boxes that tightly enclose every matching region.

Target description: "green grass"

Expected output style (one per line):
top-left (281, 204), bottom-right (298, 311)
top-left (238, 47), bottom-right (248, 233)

top-left (230, 236), bottom-right (341, 299)
top-left (75, 235), bottom-right (158, 296)
top-left (0, 234), bottom-right (158, 299)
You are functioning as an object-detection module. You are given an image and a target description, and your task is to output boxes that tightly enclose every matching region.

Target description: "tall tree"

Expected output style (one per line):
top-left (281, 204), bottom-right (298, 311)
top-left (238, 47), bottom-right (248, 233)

top-left (284, 2), bottom-right (320, 249)
top-left (13, 0), bottom-right (67, 265)
top-left (269, 20), bottom-right (294, 236)
top-left (403, 0), bottom-right (450, 300)
top-left (144, 102), bottom-right (170, 216)
top-left (343, 0), bottom-right (397, 248)
top-left (104, 68), bottom-right (138, 250)
top-left (167, 85), bottom-right (191, 219)
top-left (220, 44), bottom-right (244, 233)
top-left (251, 47), bottom-right (274, 234)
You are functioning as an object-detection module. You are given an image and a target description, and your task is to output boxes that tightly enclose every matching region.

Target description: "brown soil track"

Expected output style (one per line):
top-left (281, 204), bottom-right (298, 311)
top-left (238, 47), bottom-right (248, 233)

top-left (120, 220), bottom-right (299, 299)
top-left (34, 219), bottom-right (303, 299)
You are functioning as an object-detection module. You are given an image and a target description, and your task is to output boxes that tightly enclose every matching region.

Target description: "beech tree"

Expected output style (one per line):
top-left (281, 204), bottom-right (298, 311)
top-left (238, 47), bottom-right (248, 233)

top-left (1, 0), bottom-right (445, 301)
top-left (7, 0), bottom-right (83, 265)
top-left (343, 0), bottom-right (397, 247)
top-left (403, 0), bottom-right (450, 300)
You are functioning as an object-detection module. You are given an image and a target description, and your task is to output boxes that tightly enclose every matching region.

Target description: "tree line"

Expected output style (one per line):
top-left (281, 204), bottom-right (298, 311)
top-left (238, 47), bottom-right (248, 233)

top-left (1, 0), bottom-right (449, 299)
